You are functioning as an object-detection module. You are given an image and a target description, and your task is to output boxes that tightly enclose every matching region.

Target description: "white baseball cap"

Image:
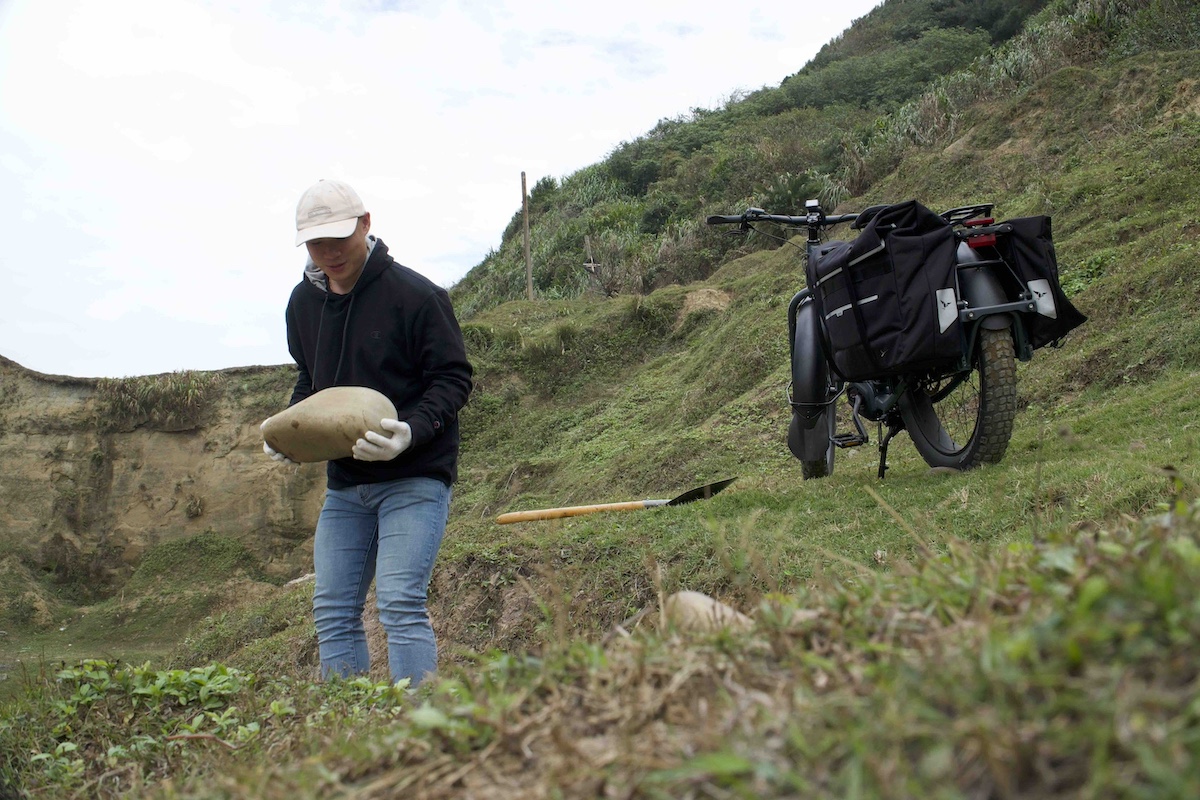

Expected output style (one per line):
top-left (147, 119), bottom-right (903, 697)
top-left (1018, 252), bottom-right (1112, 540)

top-left (295, 179), bottom-right (365, 246)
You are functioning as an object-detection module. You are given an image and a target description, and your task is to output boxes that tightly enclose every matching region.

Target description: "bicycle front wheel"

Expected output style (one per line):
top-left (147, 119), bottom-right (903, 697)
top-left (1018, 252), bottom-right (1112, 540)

top-left (899, 328), bottom-right (1017, 470)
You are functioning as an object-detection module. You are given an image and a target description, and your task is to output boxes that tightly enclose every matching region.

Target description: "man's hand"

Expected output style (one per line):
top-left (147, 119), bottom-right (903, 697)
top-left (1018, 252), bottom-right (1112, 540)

top-left (261, 418), bottom-right (298, 465)
top-left (353, 418), bottom-right (412, 462)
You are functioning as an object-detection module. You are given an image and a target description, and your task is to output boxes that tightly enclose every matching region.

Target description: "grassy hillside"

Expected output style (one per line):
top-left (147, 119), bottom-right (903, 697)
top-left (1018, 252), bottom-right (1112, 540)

top-left (449, 0), bottom-right (1198, 316)
top-left (447, 0), bottom-right (1063, 316)
top-left (3, 0), bottom-right (1200, 796)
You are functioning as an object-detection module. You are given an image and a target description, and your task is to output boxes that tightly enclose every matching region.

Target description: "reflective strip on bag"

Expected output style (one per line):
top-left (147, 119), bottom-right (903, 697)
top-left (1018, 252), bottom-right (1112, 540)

top-left (826, 295), bottom-right (879, 320)
top-left (848, 242), bottom-right (886, 267)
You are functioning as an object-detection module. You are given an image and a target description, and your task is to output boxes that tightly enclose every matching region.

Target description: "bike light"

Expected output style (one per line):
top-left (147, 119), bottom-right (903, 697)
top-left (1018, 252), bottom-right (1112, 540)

top-left (964, 217), bottom-right (997, 249)
top-left (967, 233), bottom-right (998, 248)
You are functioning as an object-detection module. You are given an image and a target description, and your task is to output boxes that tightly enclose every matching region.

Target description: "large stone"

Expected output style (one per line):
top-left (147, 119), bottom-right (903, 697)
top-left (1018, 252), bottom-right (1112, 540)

top-left (262, 386), bottom-right (397, 463)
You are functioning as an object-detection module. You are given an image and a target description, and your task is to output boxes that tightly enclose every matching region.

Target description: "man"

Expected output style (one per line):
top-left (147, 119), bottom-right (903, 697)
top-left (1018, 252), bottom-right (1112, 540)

top-left (263, 178), bottom-right (473, 686)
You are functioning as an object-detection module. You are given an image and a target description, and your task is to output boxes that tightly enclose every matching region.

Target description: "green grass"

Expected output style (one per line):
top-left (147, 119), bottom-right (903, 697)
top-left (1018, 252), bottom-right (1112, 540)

top-left (229, 364), bottom-right (298, 420)
top-left (5, 498), bottom-right (1200, 797)
top-left (0, 533), bottom-right (279, 704)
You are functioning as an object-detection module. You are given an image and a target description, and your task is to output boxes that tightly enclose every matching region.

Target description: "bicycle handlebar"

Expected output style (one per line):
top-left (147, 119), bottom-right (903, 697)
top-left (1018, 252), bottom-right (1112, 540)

top-left (705, 208), bottom-right (859, 228)
top-left (707, 204), bottom-right (1003, 233)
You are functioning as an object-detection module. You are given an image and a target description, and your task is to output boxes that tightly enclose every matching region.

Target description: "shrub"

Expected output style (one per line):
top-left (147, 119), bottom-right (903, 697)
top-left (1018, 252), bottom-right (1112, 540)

top-left (95, 371), bottom-right (225, 432)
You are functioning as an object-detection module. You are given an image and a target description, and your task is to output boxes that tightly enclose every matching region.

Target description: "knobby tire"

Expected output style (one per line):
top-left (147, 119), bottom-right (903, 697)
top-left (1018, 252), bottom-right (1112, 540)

top-left (900, 328), bottom-right (1017, 470)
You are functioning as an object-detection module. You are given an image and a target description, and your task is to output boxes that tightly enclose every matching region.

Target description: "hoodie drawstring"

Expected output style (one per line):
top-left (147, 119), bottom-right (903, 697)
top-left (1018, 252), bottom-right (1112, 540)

top-left (330, 294), bottom-right (354, 386)
top-left (311, 293), bottom-right (329, 389)
top-left (311, 291), bottom-right (356, 389)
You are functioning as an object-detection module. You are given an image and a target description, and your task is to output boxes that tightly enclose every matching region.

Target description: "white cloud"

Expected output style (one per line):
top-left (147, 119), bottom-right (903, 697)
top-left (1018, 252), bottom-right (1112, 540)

top-left (0, 0), bottom-right (880, 377)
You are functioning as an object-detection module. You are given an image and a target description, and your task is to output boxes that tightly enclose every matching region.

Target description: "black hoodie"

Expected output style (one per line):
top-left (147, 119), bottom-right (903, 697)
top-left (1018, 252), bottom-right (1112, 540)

top-left (285, 237), bottom-right (473, 488)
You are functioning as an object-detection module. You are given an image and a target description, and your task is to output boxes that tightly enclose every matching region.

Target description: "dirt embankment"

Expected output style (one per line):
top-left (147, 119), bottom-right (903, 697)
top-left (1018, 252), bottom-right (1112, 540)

top-left (0, 355), bottom-right (564, 682)
top-left (0, 356), bottom-right (321, 604)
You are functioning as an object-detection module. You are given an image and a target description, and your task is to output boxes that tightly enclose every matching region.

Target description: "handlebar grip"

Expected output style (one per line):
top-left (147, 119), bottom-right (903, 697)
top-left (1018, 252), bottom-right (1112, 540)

top-left (706, 215), bottom-right (745, 225)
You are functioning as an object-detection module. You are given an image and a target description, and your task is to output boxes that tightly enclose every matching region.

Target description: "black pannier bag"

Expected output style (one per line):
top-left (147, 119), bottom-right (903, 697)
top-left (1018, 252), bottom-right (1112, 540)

top-left (807, 200), bottom-right (961, 382)
top-left (993, 216), bottom-right (1087, 349)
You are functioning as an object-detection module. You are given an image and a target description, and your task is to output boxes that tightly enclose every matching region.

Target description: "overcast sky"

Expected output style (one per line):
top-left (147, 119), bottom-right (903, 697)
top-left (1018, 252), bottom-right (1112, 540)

top-left (0, 0), bottom-right (880, 378)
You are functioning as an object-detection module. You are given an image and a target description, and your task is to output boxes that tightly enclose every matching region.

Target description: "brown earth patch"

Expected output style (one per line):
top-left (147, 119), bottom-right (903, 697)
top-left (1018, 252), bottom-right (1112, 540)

top-left (365, 558), bottom-right (544, 683)
top-left (1167, 77), bottom-right (1200, 119)
top-left (678, 288), bottom-right (731, 325)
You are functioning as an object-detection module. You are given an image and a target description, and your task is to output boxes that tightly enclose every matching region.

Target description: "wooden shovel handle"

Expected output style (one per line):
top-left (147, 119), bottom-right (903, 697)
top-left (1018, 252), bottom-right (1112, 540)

top-left (495, 499), bottom-right (666, 524)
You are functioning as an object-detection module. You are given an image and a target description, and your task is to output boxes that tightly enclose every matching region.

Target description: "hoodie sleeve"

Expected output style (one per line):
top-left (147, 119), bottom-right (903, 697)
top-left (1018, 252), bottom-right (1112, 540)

top-left (405, 289), bottom-right (473, 447)
top-left (285, 299), bottom-right (314, 407)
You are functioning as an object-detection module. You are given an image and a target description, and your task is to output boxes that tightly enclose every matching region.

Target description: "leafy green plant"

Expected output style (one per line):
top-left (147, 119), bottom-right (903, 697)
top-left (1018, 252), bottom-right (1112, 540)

top-left (0, 657), bottom-right (431, 796)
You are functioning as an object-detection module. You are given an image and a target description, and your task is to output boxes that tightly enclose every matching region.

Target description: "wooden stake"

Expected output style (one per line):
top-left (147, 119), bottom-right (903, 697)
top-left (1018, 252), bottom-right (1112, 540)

top-left (584, 234), bottom-right (598, 275)
top-left (522, 171), bottom-right (533, 301)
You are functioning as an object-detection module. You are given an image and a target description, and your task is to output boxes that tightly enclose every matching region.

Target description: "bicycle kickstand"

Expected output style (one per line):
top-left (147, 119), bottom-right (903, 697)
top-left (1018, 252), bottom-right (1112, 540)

top-left (877, 422), bottom-right (901, 479)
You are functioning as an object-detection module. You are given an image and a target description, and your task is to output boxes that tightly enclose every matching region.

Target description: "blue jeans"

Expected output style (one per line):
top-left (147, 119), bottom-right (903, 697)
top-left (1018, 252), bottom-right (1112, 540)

top-left (312, 477), bottom-right (450, 686)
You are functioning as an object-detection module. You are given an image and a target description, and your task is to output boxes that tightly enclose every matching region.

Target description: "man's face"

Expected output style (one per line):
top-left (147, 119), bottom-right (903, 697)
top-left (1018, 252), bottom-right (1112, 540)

top-left (305, 213), bottom-right (371, 293)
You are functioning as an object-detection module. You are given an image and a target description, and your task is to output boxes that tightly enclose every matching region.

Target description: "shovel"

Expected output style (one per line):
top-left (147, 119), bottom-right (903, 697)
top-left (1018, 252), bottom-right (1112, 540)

top-left (495, 478), bottom-right (736, 524)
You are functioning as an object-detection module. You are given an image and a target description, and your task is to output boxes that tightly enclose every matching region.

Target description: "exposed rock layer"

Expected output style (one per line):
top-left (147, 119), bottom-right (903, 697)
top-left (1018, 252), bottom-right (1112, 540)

top-left (0, 356), bottom-right (321, 598)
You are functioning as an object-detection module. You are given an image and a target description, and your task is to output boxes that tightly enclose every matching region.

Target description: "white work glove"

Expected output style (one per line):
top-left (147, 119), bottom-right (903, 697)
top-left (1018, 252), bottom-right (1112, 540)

top-left (352, 418), bottom-right (412, 462)
top-left (261, 419), bottom-right (298, 465)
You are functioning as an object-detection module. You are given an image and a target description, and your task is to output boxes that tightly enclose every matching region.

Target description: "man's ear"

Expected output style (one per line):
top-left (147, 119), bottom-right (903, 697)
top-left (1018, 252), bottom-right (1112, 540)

top-left (360, 212), bottom-right (371, 235)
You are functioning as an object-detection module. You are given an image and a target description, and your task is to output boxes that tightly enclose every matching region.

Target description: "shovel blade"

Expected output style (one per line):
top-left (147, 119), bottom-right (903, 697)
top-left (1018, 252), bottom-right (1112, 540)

top-left (666, 477), bottom-right (737, 506)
